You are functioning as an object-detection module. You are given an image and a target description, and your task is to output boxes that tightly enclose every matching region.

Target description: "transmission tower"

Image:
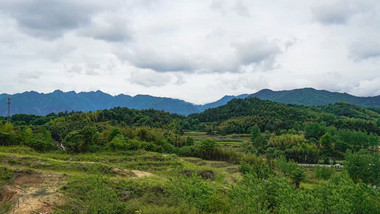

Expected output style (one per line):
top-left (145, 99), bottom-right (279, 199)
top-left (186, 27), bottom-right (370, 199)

top-left (7, 97), bottom-right (11, 121)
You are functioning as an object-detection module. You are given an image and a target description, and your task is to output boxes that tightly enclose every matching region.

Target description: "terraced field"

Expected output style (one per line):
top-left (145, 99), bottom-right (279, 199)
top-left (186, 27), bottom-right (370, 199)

top-left (0, 146), bottom-right (241, 213)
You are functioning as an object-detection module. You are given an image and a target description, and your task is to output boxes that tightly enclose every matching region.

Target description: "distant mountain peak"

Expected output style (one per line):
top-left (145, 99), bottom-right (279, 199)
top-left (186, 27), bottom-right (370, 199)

top-left (52, 89), bottom-right (63, 93)
top-left (257, 89), bottom-right (274, 93)
top-left (249, 88), bottom-right (379, 107)
top-left (0, 88), bottom-right (379, 116)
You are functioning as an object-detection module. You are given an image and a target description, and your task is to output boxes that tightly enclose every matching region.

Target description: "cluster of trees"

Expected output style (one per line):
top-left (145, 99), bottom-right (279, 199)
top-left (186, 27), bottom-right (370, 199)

top-left (189, 98), bottom-right (380, 135)
top-left (0, 121), bottom-right (56, 152)
top-left (168, 152), bottom-right (379, 213)
top-left (230, 158), bottom-right (380, 213)
top-left (1, 98), bottom-right (378, 165)
top-left (0, 97), bottom-right (379, 213)
top-left (247, 122), bottom-right (379, 163)
top-left (316, 102), bottom-right (380, 120)
top-left (0, 116), bottom-right (235, 163)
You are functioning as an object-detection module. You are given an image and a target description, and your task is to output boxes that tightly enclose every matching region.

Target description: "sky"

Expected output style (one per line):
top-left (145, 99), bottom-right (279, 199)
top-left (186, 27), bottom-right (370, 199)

top-left (0, 0), bottom-right (379, 104)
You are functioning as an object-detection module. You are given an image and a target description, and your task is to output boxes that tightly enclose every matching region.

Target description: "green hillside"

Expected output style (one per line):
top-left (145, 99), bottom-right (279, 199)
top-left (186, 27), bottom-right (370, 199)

top-left (0, 98), bottom-right (379, 213)
top-left (190, 98), bottom-right (380, 135)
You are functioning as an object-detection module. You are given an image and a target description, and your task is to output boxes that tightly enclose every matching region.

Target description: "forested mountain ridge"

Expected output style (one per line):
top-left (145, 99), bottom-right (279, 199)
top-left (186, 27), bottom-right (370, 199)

top-left (0, 88), bottom-right (379, 116)
top-left (1, 92), bottom-right (379, 213)
top-left (190, 97), bottom-right (380, 135)
top-left (0, 90), bottom-right (248, 116)
top-left (197, 94), bottom-right (249, 111)
top-left (0, 90), bottom-right (200, 116)
top-left (249, 88), bottom-right (380, 107)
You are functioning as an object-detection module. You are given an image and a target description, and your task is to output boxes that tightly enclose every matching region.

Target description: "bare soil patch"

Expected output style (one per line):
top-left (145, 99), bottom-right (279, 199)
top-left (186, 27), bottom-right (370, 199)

top-left (1, 170), bottom-right (66, 214)
top-left (131, 170), bottom-right (154, 178)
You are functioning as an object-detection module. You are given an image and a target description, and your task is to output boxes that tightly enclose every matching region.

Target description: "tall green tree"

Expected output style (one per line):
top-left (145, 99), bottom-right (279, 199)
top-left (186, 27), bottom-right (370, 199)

top-left (290, 167), bottom-right (305, 188)
top-left (251, 125), bottom-right (262, 147)
top-left (320, 133), bottom-right (333, 157)
top-left (345, 150), bottom-right (380, 185)
top-left (199, 139), bottom-right (217, 160)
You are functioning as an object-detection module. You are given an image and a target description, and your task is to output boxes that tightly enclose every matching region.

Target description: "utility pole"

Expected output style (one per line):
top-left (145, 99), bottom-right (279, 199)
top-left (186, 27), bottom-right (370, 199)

top-left (7, 97), bottom-right (11, 121)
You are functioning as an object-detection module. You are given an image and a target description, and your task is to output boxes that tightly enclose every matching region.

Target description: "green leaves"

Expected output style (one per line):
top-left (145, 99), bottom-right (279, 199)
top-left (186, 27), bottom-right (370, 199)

top-left (250, 124), bottom-right (263, 147)
top-left (199, 139), bottom-right (217, 160)
top-left (315, 166), bottom-right (335, 180)
top-left (345, 150), bottom-right (380, 185)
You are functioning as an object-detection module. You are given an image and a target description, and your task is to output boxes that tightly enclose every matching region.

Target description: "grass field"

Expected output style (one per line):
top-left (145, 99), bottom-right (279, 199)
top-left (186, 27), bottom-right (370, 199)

top-left (0, 146), bottom-right (243, 213)
top-left (0, 145), bottom-right (347, 213)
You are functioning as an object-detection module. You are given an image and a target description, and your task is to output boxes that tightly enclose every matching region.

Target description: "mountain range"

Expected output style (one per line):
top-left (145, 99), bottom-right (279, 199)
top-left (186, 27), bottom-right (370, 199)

top-left (0, 88), bottom-right (379, 116)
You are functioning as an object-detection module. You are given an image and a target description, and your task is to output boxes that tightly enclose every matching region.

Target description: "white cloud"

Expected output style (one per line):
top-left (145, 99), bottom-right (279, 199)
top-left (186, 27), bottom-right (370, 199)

top-left (129, 69), bottom-right (173, 87)
top-left (0, 0), bottom-right (379, 104)
top-left (312, 0), bottom-right (353, 25)
top-left (350, 78), bottom-right (380, 97)
top-left (0, 0), bottom-right (101, 39)
top-left (78, 13), bottom-right (133, 42)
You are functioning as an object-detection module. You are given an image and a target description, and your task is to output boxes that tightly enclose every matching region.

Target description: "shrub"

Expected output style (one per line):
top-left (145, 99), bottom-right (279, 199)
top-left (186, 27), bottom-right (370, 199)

top-left (106, 135), bottom-right (128, 151)
top-left (240, 161), bottom-right (272, 180)
top-left (198, 139), bottom-right (217, 160)
top-left (276, 156), bottom-right (298, 176)
top-left (315, 166), bottom-right (335, 180)
top-left (168, 175), bottom-right (222, 212)
top-left (290, 167), bottom-right (305, 188)
top-left (345, 150), bottom-right (380, 185)
top-left (60, 175), bottom-right (126, 213)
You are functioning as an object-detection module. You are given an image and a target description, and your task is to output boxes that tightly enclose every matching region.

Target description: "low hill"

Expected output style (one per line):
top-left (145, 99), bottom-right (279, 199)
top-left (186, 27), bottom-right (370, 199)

top-left (190, 97), bottom-right (380, 134)
top-left (314, 102), bottom-right (380, 121)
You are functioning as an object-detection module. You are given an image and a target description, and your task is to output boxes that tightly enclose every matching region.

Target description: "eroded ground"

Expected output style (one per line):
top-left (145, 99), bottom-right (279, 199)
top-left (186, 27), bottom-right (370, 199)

top-left (1, 170), bottom-right (65, 214)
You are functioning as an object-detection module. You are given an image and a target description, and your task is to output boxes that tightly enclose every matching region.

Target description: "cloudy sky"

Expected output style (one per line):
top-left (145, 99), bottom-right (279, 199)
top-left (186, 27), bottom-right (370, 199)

top-left (0, 0), bottom-right (379, 104)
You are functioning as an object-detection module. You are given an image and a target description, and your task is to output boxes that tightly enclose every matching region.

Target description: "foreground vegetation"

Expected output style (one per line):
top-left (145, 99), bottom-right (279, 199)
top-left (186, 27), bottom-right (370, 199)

top-left (0, 146), bottom-right (378, 214)
top-left (0, 98), bottom-right (379, 213)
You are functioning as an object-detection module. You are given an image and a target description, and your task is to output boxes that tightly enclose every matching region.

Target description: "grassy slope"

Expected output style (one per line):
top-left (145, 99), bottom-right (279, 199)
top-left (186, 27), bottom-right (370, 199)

top-left (0, 146), bottom-right (243, 213)
top-left (1, 130), bottom-right (351, 213)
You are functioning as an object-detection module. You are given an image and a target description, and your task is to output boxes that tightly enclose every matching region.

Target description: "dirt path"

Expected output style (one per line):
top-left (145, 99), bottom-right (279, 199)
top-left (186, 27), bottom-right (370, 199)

top-left (2, 170), bottom-right (65, 214)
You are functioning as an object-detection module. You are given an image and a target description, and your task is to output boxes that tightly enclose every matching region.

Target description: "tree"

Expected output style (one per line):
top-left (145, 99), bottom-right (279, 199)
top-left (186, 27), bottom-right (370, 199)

top-left (304, 122), bottom-right (327, 140)
top-left (290, 167), bottom-right (305, 188)
top-left (345, 150), bottom-right (380, 185)
top-left (63, 126), bottom-right (101, 153)
top-left (285, 143), bottom-right (320, 163)
top-left (108, 128), bottom-right (122, 141)
top-left (26, 129), bottom-right (57, 152)
top-left (268, 134), bottom-right (305, 150)
top-left (199, 139), bottom-right (217, 160)
top-left (320, 133), bottom-right (333, 157)
top-left (338, 130), bottom-right (379, 152)
top-left (186, 136), bottom-right (194, 146)
top-left (250, 125), bottom-right (262, 147)
top-left (315, 166), bottom-right (335, 180)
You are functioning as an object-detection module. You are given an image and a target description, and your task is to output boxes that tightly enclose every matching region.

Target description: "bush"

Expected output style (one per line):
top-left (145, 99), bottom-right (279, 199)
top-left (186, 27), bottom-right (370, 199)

top-left (168, 175), bottom-right (223, 212)
top-left (106, 135), bottom-right (128, 151)
top-left (59, 175), bottom-right (126, 213)
top-left (315, 166), bottom-right (335, 180)
top-left (290, 167), bottom-right (305, 188)
top-left (276, 156), bottom-right (298, 176)
top-left (198, 139), bottom-right (217, 160)
top-left (240, 161), bottom-right (272, 180)
top-left (345, 150), bottom-right (380, 185)
top-left (25, 138), bottom-right (57, 152)
top-left (0, 167), bottom-right (13, 187)
top-left (211, 148), bottom-right (242, 164)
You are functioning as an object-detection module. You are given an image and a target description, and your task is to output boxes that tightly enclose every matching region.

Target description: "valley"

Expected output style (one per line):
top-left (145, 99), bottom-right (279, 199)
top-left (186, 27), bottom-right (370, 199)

top-left (0, 97), bottom-right (379, 213)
